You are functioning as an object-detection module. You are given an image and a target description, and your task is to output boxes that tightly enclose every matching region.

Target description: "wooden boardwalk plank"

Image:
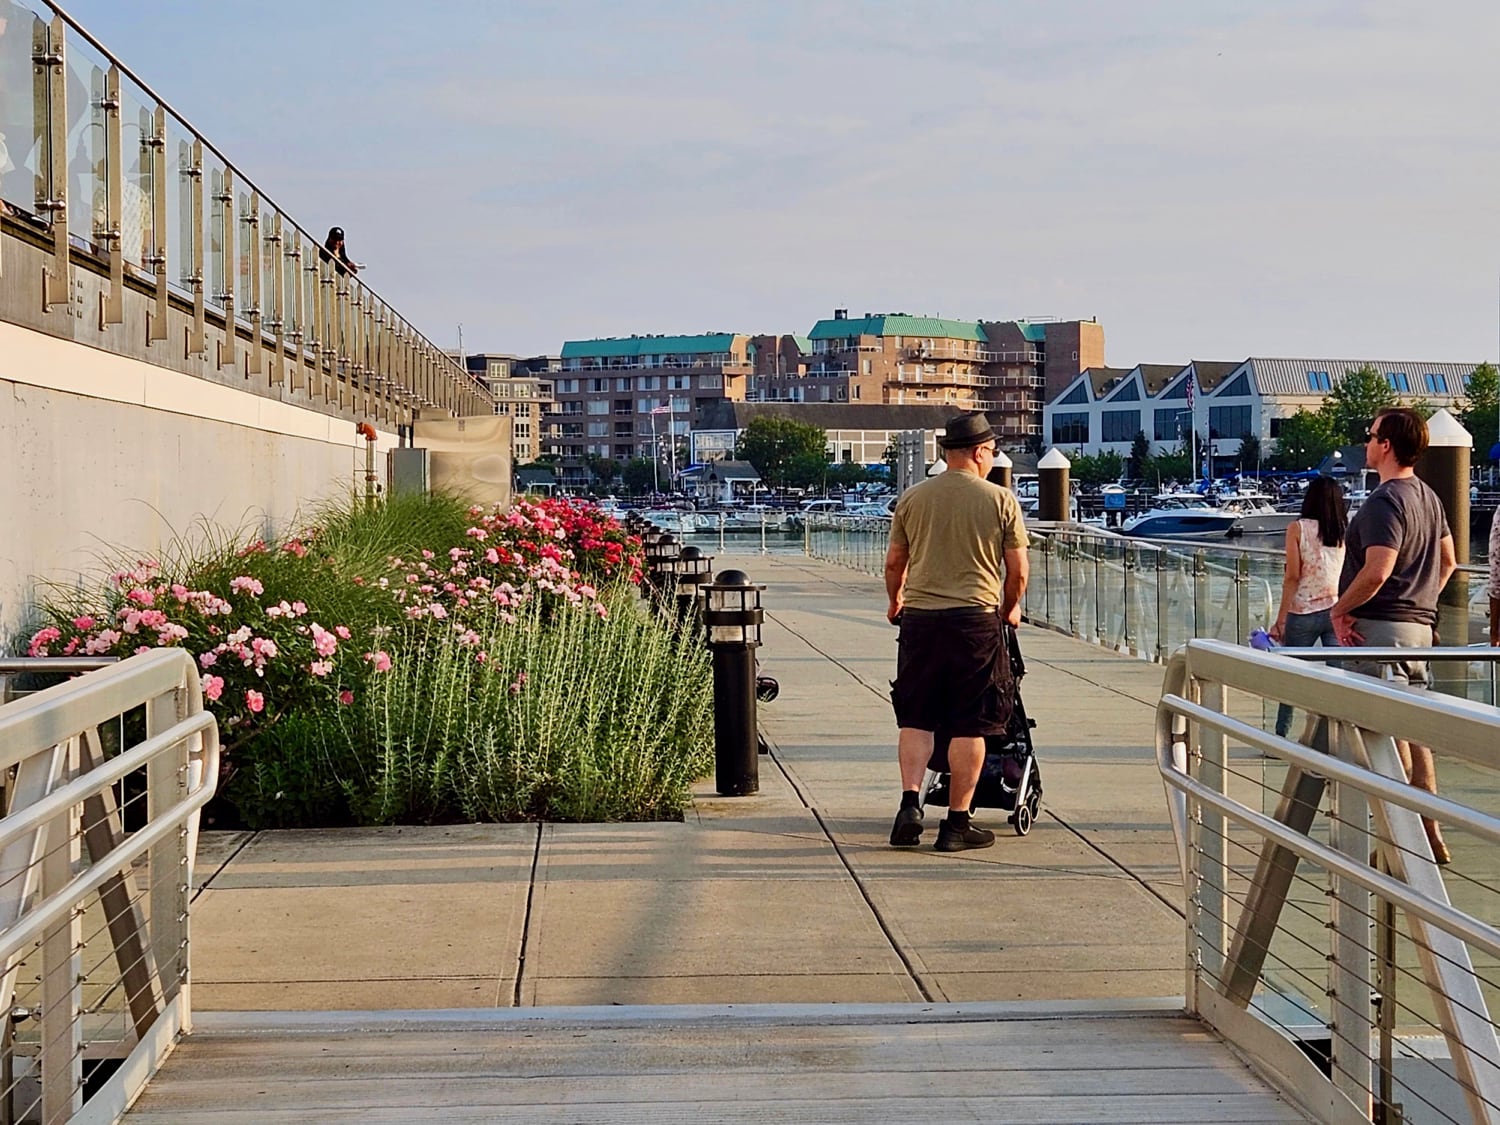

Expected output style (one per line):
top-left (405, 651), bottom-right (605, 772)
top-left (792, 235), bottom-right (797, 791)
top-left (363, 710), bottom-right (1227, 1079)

top-left (123, 1009), bottom-right (1311, 1124)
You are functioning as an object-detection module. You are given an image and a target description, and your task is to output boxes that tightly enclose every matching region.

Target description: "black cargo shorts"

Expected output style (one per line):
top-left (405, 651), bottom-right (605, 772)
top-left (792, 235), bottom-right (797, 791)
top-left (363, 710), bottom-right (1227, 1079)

top-left (891, 606), bottom-right (1013, 737)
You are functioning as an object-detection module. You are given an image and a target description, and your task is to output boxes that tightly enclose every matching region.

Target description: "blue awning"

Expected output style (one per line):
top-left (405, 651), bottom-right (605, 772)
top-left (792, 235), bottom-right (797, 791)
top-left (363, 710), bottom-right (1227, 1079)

top-left (1488, 442), bottom-right (1500, 461)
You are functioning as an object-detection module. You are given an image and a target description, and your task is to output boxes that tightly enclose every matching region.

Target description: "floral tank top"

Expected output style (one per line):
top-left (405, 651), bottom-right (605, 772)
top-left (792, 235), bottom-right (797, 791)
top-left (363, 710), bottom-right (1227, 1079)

top-left (1290, 519), bottom-right (1344, 615)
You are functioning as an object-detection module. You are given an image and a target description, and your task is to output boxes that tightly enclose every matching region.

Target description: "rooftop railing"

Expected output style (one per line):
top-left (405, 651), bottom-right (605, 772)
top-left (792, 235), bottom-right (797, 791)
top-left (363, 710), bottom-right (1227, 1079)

top-left (0, 1), bottom-right (493, 424)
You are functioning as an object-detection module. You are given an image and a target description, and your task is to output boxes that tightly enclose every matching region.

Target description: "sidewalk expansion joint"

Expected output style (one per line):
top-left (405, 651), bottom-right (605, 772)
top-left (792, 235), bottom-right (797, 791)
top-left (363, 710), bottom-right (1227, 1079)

top-left (191, 830), bottom-right (258, 902)
top-left (1045, 809), bottom-right (1184, 919)
top-left (764, 610), bottom-right (890, 703)
top-left (761, 728), bottom-right (937, 1004)
top-left (512, 821), bottom-right (543, 1007)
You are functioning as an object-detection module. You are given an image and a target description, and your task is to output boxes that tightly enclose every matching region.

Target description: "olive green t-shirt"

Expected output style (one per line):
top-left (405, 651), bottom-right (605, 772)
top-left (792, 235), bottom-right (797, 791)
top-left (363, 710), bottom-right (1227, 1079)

top-left (890, 471), bottom-right (1029, 610)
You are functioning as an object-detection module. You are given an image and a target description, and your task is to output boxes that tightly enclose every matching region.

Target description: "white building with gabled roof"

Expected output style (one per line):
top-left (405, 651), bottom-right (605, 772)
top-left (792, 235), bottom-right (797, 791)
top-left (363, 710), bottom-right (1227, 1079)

top-left (1043, 357), bottom-right (1480, 459)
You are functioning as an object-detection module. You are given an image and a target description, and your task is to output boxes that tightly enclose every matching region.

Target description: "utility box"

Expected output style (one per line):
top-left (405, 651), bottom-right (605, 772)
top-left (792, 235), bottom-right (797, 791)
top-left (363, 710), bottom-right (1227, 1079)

top-left (412, 413), bottom-right (514, 508)
top-left (388, 447), bottom-right (430, 496)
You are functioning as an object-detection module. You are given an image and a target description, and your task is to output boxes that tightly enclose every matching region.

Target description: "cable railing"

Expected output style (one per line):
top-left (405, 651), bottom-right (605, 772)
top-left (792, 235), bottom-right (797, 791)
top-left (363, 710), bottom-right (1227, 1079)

top-left (1158, 639), bottom-right (1500, 1125)
top-left (0, 0), bottom-right (492, 423)
top-left (0, 651), bottom-right (218, 1125)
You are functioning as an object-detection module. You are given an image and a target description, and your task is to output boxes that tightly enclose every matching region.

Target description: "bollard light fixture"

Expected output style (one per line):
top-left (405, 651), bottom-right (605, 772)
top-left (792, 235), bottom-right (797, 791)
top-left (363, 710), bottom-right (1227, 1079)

top-left (673, 546), bottom-right (713, 619)
top-left (703, 569), bottom-right (764, 648)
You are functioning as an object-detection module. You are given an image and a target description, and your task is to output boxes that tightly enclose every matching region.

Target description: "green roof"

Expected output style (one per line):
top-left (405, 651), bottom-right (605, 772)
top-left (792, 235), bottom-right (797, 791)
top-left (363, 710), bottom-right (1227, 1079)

top-left (805, 315), bottom-right (985, 342)
top-left (561, 334), bottom-right (739, 359)
top-left (1015, 321), bottom-right (1047, 343)
top-left (792, 335), bottom-right (812, 353)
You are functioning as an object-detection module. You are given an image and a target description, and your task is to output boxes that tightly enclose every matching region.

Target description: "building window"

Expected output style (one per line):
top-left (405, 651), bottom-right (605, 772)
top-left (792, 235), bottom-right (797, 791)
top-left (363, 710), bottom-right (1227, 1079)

top-left (1423, 373), bottom-right (1446, 394)
top-left (586, 400), bottom-right (609, 415)
top-left (862, 359), bottom-right (872, 375)
top-left (590, 378), bottom-right (608, 393)
top-left (1107, 380), bottom-right (1140, 402)
top-left (1306, 371), bottom-right (1331, 392)
top-left (853, 385), bottom-right (861, 400)
top-left (1209, 404), bottom-right (1252, 440)
top-left (1154, 408), bottom-right (1191, 441)
top-left (1269, 416), bottom-right (1286, 438)
top-left (1052, 411), bottom-right (1089, 445)
top-left (1057, 382), bottom-right (1089, 405)
top-left (1386, 371), bottom-right (1410, 392)
top-left (1101, 409), bottom-right (1140, 443)
top-left (587, 421), bottom-right (608, 437)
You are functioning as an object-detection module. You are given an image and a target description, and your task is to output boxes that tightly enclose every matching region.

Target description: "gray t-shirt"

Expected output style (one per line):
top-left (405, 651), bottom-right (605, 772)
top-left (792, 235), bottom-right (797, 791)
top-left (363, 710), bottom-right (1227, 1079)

top-left (1338, 475), bottom-right (1450, 626)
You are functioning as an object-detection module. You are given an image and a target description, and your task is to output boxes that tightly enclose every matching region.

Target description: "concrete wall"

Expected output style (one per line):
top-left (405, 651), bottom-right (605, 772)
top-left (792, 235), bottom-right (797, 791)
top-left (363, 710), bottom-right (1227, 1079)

top-left (1, 320), bottom-right (397, 648)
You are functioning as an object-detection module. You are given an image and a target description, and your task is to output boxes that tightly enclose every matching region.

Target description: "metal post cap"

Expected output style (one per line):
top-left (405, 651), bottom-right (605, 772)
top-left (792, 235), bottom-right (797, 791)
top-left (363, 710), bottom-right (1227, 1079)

top-left (679, 545), bottom-right (703, 561)
top-left (714, 569), bottom-right (753, 587)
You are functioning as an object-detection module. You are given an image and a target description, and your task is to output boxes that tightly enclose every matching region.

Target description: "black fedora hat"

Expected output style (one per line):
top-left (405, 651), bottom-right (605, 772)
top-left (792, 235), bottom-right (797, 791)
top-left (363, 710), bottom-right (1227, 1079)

top-left (937, 412), bottom-right (996, 449)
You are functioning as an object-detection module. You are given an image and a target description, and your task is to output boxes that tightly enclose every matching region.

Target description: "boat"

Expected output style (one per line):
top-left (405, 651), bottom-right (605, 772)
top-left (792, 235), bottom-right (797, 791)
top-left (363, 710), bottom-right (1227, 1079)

top-left (1118, 497), bottom-right (1238, 540)
top-left (641, 509), bottom-right (699, 534)
top-left (1219, 496), bottom-right (1299, 536)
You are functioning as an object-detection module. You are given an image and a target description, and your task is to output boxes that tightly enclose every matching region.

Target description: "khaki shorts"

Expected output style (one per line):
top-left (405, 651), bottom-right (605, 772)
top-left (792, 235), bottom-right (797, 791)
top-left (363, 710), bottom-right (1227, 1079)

top-left (1347, 618), bottom-right (1433, 688)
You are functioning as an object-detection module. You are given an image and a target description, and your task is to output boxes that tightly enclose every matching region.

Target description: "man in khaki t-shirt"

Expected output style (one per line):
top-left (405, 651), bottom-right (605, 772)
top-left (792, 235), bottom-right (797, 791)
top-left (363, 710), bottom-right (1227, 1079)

top-left (884, 413), bottom-right (1029, 853)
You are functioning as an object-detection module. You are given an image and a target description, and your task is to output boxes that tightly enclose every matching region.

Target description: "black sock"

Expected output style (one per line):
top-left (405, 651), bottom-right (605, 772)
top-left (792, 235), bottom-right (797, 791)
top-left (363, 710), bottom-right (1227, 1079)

top-left (900, 790), bottom-right (921, 809)
top-left (948, 808), bottom-right (971, 828)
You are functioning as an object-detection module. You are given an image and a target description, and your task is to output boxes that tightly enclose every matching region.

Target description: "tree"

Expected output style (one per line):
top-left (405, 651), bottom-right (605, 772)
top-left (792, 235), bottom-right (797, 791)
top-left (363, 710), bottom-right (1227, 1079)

top-left (621, 458), bottom-right (657, 495)
top-left (1235, 434), bottom-right (1262, 474)
top-left (1069, 450), bottom-right (1124, 485)
top-left (1271, 409), bottom-right (1338, 471)
top-left (784, 451), bottom-right (832, 491)
top-left (1150, 446), bottom-right (1192, 485)
top-left (1322, 363), bottom-right (1397, 443)
top-left (1129, 431), bottom-right (1151, 478)
top-left (1461, 362), bottom-right (1500, 461)
top-left (825, 461), bottom-right (870, 490)
top-left (583, 453), bottom-right (621, 489)
top-left (735, 417), bottom-right (827, 488)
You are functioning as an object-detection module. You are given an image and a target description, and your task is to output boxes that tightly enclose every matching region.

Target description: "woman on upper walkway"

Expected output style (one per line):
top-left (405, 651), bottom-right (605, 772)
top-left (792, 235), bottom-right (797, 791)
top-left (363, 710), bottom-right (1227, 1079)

top-left (1268, 475), bottom-right (1347, 738)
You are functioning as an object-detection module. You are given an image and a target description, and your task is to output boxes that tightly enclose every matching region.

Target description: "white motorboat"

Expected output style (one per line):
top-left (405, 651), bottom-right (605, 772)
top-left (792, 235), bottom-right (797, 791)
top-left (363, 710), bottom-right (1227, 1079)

top-left (1118, 497), bottom-right (1237, 540)
top-left (1220, 496), bottom-right (1299, 536)
top-left (641, 509), bottom-right (699, 534)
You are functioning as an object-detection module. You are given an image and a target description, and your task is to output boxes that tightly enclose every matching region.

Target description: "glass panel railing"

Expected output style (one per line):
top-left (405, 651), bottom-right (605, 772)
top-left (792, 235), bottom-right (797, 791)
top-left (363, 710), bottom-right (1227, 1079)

top-left (237, 188), bottom-right (253, 317)
top-left (169, 123), bottom-right (195, 292)
top-left (118, 75), bottom-right (154, 271)
top-left (205, 154), bottom-right (227, 310)
top-left (261, 208), bottom-right (278, 334)
top-left (64, 26), bottom-right (107, 250)
top-left (0, 1), bottom-right (48, 218)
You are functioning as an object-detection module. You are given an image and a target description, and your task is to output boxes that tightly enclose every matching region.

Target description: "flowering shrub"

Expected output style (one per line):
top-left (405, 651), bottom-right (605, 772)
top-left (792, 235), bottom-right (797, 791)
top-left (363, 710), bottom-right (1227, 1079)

top-left (17, 493), bottom-right (691, 828)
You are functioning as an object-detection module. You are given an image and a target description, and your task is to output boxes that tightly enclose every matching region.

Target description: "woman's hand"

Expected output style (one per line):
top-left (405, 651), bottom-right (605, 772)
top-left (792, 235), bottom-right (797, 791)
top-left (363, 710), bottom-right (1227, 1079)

top-left (1269, 620), bottom-right (1285, 643)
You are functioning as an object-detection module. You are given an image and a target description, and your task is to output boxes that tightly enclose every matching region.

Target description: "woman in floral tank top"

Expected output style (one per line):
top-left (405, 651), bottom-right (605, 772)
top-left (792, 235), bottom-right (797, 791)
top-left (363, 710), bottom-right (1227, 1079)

top-left (1269, 476), bottom-right (1347, 737)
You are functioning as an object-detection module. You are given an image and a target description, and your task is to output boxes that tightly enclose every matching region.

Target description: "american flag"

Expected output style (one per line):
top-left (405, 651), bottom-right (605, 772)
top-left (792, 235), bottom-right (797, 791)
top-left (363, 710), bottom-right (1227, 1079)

top-left (650, 404), bottom-right (671, 415)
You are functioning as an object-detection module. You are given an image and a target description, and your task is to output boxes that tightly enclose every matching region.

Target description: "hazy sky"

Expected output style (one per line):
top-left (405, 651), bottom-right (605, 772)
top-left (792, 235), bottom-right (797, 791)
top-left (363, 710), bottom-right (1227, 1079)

top-left (55, 0), bottom-right (1500, 366)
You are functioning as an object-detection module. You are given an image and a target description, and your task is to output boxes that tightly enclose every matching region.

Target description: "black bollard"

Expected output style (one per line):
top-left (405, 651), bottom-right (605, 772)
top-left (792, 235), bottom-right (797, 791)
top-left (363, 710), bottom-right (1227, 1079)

top-left (674, 545), bottom-right (713, 624)
top-left (703, 570), bottom-right (763, 796)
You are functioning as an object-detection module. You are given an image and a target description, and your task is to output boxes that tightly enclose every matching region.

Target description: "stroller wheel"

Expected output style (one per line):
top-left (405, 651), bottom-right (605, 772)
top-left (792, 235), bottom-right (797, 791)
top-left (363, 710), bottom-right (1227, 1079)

top-left (1014, 801), bottom-right (1032, 837)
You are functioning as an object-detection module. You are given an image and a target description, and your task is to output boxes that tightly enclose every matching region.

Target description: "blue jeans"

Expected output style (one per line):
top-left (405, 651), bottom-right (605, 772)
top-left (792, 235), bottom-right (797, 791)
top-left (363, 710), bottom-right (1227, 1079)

top-left (1274, 609), bottom-right (1339, 737)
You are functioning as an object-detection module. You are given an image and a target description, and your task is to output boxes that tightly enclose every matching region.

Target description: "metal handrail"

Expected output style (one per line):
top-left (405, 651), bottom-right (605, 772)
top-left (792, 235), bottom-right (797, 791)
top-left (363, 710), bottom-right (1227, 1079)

top-left (1158, 639), bottom-right (1500, 1125)
top-left (0, 649), bottom-right (218, 1124)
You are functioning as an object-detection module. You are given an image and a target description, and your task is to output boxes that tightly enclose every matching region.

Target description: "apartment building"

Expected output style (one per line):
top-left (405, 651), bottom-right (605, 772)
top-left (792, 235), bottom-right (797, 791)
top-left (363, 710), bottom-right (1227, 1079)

top-left (550, 334), bottom-right (751, 477)
top-left (747, 334), bottom-right (813, 401)
top-left (797, 311), bottom-right (1104, 448)
top-left (462, 352), bottom-right (559, 464)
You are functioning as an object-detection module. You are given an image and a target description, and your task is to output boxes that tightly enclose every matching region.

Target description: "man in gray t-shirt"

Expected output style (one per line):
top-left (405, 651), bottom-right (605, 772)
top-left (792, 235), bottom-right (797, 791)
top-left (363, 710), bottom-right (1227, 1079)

top-left (1328, 408), bottom-right (1457, 863)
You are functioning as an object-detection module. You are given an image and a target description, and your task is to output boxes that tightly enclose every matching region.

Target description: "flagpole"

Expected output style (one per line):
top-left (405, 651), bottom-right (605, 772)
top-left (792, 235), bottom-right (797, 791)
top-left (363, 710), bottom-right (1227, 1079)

top-left (650, 408), bottom-right (659, 493)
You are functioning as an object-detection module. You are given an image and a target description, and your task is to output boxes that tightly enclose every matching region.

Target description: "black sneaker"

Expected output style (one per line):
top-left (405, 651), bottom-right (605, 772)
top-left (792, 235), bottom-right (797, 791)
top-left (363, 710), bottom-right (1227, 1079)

top-left (935, 818), bottom-right (996, 852)
top-left (889, 803), bottom-right (924, 847)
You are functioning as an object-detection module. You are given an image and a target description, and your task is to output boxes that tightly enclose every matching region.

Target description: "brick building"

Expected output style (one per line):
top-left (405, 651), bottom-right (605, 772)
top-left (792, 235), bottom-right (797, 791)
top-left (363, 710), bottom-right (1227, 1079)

top-left (462, 353), bottom-right (559, 465)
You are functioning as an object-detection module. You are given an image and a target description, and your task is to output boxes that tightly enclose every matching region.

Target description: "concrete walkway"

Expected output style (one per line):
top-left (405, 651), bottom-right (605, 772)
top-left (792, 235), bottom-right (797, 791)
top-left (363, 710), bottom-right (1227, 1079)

top-left (188, 552), bottom-right (1187, 1011)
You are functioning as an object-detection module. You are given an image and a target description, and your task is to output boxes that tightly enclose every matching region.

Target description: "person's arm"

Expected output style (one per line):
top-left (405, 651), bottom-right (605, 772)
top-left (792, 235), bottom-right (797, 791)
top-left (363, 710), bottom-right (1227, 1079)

top-left (1437, 533), bottom-right (1457, 593)
top-left (1000, 546), bottom-right (1028, 627)
top-left (1269, 522), bottom-right (1302, 642)
top-left (884, 540), bottom-right (909, 624)
top-left (1328, 545), bottom-right (1398, 645)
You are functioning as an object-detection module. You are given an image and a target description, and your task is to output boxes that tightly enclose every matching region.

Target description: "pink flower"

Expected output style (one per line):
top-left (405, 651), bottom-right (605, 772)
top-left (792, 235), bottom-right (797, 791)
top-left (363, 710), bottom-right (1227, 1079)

top-left (245, 690), bottom-right (265, 713)
top-left (291, 601), bottom-right (307, 616)
top-left (84, 629), bottom-right (121, 655)
top-left (351, 575), bottom-right (366, 586)
top-left (310, 624), bottom-right (338, 657)
top-left (203, 675), bottom-right (224, 702)
top-left (126, 587), bottom-right (155, 606)
top-left (483, 548), bottom-right (500, 565)
top-left (339, 690), bottom-right (355, 706)
top-left (421, 549), bottom-right (435, 561)
top-left (199, 651), bottom-right (218, 668)
top-left (26, 626), bottom-right (62, 657)
top-left (71, 615), bottom-right (96, 631)
top-left (251, 637), bottom-right (279, 659)
top-left (466, 527), bottom-right (488, 541)
top-left (229, 576), bottom-right (264, 597)
top-left (334, 625), bottom-right (351, 640)
top-left (309, 660), bottom-right (333, 678)
top-left (364, 650), bottom-right (392, 673)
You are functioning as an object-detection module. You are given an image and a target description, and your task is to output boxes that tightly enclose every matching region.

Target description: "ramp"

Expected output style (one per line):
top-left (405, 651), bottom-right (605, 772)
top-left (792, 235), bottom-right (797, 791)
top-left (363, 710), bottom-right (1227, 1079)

top-left (122, 1003), bottom-right (1313, 1123)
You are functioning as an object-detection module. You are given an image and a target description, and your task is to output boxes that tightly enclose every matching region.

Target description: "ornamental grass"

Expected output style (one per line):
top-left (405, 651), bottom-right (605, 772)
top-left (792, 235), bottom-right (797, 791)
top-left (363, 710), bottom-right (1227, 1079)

top-left (18, 493), bottom-right (711, 827)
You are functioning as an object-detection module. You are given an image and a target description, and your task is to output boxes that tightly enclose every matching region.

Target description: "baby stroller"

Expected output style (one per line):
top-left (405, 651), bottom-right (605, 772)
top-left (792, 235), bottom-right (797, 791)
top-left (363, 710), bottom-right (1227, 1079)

top-left (918, 624), bottom-right (1043, 836)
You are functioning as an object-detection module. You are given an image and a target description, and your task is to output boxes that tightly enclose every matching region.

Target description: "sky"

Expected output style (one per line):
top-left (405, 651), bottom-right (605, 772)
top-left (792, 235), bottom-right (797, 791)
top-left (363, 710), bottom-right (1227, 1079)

top-left (50, 0), bottom-right (1500, 367)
